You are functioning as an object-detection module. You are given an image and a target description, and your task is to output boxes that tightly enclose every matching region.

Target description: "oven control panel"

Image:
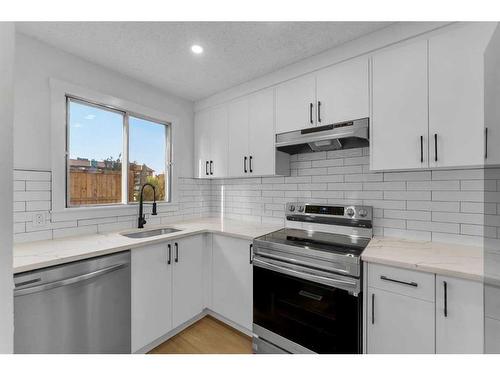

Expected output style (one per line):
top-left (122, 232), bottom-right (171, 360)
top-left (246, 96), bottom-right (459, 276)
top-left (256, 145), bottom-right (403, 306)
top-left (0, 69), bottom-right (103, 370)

top-left (286, 202), bottom-right (372, 221)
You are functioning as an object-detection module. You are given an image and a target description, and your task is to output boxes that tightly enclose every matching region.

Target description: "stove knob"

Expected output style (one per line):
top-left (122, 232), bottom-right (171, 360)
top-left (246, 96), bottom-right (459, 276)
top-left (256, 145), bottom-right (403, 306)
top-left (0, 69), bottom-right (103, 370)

top-left (298, 206), bottom-right (304, 212)
top-left (346, 207), bottom-right (355, 217)
top-left (289, 205), bottom-right (296, 212)
top-left (359, 209), bottom-right (368, 218)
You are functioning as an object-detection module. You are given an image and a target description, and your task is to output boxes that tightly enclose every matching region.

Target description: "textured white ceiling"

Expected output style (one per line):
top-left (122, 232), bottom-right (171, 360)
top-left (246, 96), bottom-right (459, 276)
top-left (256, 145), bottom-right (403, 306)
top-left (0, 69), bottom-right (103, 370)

top-left (17, 22), bottom-right (392, 101)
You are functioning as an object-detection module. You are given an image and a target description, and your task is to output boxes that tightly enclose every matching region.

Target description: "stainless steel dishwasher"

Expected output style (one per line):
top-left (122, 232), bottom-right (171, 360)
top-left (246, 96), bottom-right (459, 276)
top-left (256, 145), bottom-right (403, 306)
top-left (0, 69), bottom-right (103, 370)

top-left (14, 251), bottom-right (131, 354)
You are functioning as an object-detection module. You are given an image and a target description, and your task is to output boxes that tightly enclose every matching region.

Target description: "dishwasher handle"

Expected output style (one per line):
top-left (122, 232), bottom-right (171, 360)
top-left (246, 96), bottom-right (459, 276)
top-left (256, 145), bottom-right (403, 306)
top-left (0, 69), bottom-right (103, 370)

top-left (14, 263), bottom-right (129, 297)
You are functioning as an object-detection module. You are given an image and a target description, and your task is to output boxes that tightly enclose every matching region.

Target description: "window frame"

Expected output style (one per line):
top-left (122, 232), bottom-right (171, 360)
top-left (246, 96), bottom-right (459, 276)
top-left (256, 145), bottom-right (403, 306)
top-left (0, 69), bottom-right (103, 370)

top-left (64, 94), bottom-right (172, 209)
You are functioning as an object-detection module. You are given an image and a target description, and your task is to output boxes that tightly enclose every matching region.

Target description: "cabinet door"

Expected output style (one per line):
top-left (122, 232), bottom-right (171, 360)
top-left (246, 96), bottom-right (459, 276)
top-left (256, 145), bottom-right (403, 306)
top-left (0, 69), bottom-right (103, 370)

top-left (371, 40), bottom-right (429, 171)
top-left (367, 287), bottom-right (435, 354)
top-left (211, 235), bottom-right (253, 331)
top-left (227, 97), bottom-right (249, 177)
top-left (194, 110), bottom-right (211, 178)
top-left (429, 23), bottom-right (495, 168)
top-left (131, 243), bottom-right (172, 352)
top-left (209, 105), bottom-right (229, 178)
top-left (436, 276), bottom-right (484, 353)
top-left (316, 57), bottom-right (369, 125)
top-left (275, 74), bottom-right (316, 133)
top-left (172, 235), bottom-right (204, 328)
top-left (248, 88), bottom-right (275, 176)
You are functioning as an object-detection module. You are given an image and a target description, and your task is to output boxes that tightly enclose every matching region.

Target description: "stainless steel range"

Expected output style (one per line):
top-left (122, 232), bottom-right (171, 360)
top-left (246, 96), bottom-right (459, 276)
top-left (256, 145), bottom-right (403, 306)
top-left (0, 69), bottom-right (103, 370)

top-left (252, 202), bottom-right (373, 354)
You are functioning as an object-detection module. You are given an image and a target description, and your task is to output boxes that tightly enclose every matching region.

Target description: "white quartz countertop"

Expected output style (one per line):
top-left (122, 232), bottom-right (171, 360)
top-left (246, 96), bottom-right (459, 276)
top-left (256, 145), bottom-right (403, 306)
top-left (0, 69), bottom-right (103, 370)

top-left (13, 217), bottom-right (282, 274)
top-left (362, 236), bottom-right (483, 281)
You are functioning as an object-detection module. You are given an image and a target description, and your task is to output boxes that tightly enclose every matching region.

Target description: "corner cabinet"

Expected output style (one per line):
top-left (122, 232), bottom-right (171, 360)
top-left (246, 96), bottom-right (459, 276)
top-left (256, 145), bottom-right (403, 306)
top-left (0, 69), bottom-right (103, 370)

top-left (371, 23), bottom-right (497, 171)
top-left (365, 262), bottom-right (484, 354)
top-left (194, 105), bottom-right (228, 178)
top-left (210, 234), bottom-right (253, 331)
top-left (196, 88), bottom-right (289, 179)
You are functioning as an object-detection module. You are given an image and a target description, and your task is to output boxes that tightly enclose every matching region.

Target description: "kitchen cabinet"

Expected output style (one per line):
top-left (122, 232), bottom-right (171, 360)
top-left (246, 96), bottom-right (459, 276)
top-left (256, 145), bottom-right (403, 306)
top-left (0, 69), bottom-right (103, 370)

top-left (365, 262), bottom-right (485, 354)
top-left (366, 263), bottom-right (435, 354)
top-left (194, 105), bottom-right (228, 178)
top-left (429, 23), bottom-right (495, 168)
top-left (370, 39), bottom-right (429, 171)
top-left (172, 235), bottom-right (205, 328)
top-left (435, 275), bottom-right (484, 353)
top-left (228, 88), bottom-right (289, 177)
top-left (367, 287), bottom-right (435, 354)
top-left (275, 57), bottom-right (370, 134)
top-left (275, 73), bottom-right (316, 133)
top-left (211, 234), bottom-right (253, 331)
top-left (131, 242), bottom-right (172, 352)
top-left (316, 57), bottom-right (369, 125)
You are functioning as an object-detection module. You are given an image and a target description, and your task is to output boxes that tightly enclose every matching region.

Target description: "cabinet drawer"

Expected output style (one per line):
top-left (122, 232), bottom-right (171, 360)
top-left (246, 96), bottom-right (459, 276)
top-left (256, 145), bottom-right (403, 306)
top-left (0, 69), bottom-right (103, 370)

top-left (368, 263), bottom-right (435, 302)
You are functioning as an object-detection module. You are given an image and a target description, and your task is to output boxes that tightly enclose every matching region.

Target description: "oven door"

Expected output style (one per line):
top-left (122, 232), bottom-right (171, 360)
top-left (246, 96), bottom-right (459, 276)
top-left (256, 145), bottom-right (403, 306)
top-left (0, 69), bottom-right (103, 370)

top-left (253, 255), bottom-right (362, 354)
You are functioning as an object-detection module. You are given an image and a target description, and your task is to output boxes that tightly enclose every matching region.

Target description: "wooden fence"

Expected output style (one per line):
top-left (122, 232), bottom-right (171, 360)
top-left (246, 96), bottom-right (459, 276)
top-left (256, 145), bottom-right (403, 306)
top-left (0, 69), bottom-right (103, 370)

top-left (69, 169), bottom-right (122, 206)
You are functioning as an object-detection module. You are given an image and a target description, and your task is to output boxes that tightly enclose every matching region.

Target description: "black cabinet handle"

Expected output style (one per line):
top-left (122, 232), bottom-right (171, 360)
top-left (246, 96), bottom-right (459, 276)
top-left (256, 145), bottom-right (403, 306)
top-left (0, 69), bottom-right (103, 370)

top-left (249, 244), bottom-right (253, 264)
top-left (371, 293), bottom-right (375, 325)
top-left (380, 275), bottom-right (418, 288)
top-left (443, 281), bottom-right (448, 317)
top-left (485, 127), bottom-right (488, 159)
top-left (317, 101), bottom-right (321, 123)
top-left (205, 161), bottom-right (209, 176)
top-left (174, 242), bottom-right (179, 263)
top-left (244, 156), bottom-right (248, 173)
top-left (434, 133), bottom-right (438, 162)
top-left (420, 135), bottom-right (424, 163)
top-left (167, 244), bottom-right (171, 265)
top-left (210, 160), bottom-right (213, 175)
top-left (309, 103), bottom-right (313, 124)
top-left (249, 156), bottom-right (253, 173)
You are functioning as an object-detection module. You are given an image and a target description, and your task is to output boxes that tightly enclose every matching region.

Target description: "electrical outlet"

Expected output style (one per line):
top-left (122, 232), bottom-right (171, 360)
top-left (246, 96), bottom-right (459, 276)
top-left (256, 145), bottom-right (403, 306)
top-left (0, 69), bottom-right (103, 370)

top-left (32, 212), bottom-right (47, 228)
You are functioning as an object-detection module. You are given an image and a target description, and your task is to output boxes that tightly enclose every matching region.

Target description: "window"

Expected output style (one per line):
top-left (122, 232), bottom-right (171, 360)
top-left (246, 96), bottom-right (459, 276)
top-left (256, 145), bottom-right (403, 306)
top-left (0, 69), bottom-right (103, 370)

top-left (66, 97), bottom-right (170, 207)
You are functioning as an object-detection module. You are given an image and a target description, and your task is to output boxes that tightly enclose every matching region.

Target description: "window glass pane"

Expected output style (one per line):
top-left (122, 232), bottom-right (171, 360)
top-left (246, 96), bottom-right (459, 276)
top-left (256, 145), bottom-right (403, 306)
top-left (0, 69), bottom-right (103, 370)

top-left (128, 116), bottom-right (168, 203)
top-left (67, 100), bottom-right (124, 206)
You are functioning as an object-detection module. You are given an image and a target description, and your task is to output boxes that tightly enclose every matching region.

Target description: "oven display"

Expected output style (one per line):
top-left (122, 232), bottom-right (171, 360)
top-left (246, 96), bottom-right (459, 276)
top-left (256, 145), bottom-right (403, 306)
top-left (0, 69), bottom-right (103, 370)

top-left (305, 205), bottom-right (344, 216)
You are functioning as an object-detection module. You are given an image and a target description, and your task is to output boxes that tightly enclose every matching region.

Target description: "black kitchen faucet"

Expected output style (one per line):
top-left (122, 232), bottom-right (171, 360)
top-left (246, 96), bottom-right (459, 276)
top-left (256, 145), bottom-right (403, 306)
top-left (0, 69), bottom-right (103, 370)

top-left (137, 183), bottom-right (157, 228)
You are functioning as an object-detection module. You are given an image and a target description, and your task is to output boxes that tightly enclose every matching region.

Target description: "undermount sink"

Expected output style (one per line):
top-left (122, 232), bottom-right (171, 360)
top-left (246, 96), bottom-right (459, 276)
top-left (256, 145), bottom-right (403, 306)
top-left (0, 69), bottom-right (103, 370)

top-left (121, 227), bottom-right (181, 239)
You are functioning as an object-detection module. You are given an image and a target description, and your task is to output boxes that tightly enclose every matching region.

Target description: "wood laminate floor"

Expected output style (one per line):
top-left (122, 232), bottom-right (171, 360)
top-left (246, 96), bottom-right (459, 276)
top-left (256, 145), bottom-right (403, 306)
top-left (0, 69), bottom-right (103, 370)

top-left (148, 316), bottom-right (253, 354)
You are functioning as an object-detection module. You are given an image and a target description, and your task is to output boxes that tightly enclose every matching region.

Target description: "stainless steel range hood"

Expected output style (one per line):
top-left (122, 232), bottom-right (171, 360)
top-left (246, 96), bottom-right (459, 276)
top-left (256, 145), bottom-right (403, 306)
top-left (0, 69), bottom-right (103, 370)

top-left (275, 118), bottom-right (369, 154)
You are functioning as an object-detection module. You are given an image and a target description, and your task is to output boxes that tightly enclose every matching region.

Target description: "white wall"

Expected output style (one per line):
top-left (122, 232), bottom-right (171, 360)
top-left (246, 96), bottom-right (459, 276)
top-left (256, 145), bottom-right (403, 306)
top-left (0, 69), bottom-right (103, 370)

top-left (0, 22), bottom-right (15, 353)
top-left (14, 33), bottom-right (195, 176)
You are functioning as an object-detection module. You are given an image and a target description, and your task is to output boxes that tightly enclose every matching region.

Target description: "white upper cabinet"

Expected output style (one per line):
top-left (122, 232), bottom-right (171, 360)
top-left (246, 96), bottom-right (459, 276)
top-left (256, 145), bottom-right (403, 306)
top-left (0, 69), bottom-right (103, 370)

top-left (194, 110), bottom-right (211, 178)
top-left (209, 105), bottom-right (229, 178)
top-left (435, 275), bottom-right (484, 354)
top-left (316, 57), bottom-right (370, 125)
top-left (248, 89), bottom-right (276, 176)
top-left (485, 25), bottom-right (500, 165)
top-left (228, 97), bottom-right (250, 177)
top-left (275, 73), bottom-right (316, 133)
top-left (429, 23), bottom-right (496, 168)
top-left (371, 40), bottom-right (429, 171)
top-left (194, 105), bottom-right (229, 178)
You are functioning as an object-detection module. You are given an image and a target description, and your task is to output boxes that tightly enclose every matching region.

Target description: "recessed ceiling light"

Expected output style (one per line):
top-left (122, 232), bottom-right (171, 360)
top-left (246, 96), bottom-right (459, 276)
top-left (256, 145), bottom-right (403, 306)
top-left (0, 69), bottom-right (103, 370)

top-left (191, 44), bottom-right (203, 54)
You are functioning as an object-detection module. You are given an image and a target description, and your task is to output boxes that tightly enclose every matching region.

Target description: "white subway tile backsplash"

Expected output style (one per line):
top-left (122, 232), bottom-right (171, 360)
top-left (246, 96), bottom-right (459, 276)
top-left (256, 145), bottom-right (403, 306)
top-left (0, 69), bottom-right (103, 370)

top-left (13, 146), bottom-right (496, 248)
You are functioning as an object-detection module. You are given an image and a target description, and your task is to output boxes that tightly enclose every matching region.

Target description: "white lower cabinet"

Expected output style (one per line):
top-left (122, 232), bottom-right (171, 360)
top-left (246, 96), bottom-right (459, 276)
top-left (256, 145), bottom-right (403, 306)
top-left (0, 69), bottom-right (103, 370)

top-left (367, 287), bottom-right (435, 354)
top-left (131, 242), bottom-right (172, 352)
top-left (172, 235), bottom-right (205, 328)
top-left (132, 235), bottom-right (205, 352)
top-left (435, 275), bottom-right (484, 353)
top-left (366, 263), bottom-right (484, 354)
top-left (211, 234), bottom-right (253, 331)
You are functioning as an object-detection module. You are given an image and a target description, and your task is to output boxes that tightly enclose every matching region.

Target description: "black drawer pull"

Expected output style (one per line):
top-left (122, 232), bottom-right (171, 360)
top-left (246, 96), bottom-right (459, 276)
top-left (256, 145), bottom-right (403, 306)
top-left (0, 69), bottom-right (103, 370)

top-left (420, 135), bottom-right (424, 163)
top-left (380, 275), bottom-right (418, 287)
top-left (443, 281), bottom-right (448, 317)
top-left (434, 133), bottom-right (438, 162)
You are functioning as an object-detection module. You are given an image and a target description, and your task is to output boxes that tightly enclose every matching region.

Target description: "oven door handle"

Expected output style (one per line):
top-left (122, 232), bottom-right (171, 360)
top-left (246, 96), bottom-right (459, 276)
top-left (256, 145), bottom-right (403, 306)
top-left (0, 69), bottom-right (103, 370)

top-left (253, 257), bottom-right (359, 293)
